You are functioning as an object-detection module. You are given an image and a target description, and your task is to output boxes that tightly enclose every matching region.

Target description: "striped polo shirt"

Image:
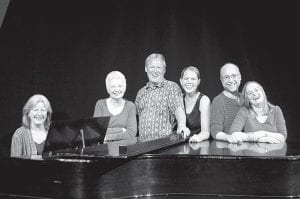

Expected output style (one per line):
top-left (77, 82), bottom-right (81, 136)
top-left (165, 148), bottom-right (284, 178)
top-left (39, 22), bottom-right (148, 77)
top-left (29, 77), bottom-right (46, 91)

top-left (210, 92), bottom-right (241, 139)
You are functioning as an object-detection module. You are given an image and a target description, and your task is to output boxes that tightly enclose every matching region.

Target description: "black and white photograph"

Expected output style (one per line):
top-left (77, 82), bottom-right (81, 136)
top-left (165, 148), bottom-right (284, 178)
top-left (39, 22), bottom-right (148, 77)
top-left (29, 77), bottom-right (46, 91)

top-left (0, 0), bottom-right (300, 198)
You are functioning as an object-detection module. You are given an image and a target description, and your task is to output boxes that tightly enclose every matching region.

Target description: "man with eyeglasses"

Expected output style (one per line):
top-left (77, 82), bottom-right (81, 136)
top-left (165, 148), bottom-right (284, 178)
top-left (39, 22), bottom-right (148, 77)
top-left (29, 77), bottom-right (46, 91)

top-left (211, 63), bottom-right (242, 142)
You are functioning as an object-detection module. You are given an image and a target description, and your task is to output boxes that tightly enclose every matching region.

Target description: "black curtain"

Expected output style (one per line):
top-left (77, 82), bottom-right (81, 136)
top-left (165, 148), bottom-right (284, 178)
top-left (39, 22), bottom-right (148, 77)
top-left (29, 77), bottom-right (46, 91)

top-left (0, 0), bottom-right (299, 157)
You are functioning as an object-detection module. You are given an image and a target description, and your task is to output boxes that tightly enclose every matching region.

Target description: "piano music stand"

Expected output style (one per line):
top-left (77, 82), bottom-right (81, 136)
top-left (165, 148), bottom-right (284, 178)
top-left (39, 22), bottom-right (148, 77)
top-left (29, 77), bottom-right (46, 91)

top-left (42, 116), bottom-right (110, 157)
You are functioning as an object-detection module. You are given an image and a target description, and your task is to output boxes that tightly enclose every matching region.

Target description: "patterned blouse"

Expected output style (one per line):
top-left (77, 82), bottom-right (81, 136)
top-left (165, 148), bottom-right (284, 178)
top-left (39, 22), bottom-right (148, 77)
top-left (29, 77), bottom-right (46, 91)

top-left (135, 79), bottom-right (184, 142)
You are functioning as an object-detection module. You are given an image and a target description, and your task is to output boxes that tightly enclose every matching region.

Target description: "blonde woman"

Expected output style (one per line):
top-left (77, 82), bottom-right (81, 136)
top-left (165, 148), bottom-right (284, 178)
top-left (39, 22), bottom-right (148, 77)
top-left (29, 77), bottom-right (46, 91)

top-left (229, 81), bottom-right (287, 144)
top-left (11, 94), bottom-right (53, 157)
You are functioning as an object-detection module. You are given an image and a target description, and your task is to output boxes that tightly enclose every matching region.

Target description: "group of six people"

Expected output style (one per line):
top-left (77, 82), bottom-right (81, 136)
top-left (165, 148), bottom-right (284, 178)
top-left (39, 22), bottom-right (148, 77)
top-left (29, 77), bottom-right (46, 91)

top-left (10, 53), bottom-right (287, 157)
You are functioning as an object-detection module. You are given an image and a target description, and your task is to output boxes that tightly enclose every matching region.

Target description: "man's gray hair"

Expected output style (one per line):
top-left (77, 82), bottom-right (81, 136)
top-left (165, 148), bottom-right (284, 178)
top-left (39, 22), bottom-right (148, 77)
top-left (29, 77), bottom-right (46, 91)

top-left (145, 53), bottom-right (166, 68)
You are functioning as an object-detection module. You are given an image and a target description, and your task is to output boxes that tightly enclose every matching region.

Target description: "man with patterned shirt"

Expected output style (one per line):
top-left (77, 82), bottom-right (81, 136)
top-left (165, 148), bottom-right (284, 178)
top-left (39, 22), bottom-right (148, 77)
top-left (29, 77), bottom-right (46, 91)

top-left (135, 53), bottom-right (190, 142)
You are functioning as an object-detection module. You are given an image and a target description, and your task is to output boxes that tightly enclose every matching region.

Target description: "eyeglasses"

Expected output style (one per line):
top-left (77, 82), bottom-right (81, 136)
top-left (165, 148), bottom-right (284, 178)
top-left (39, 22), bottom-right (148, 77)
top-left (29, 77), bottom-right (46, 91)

top-left (222, 74), bottom-right (240, 82)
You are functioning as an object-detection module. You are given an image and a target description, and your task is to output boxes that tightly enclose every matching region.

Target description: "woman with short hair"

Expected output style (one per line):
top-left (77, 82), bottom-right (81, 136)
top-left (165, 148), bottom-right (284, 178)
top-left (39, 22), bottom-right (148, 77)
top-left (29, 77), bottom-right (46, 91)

top-left (93, 71), bottom-right (137, 142)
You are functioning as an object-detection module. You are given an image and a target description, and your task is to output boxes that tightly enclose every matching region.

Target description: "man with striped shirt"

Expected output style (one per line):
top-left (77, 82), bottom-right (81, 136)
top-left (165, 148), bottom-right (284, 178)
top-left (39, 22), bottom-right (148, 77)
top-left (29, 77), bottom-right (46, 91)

top-left (211, 63), bottom-right (242, 142)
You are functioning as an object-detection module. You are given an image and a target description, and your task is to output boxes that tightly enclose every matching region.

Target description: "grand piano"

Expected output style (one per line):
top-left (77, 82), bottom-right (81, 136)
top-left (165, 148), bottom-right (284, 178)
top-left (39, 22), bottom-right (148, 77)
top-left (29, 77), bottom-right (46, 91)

top-left (1, 117), bottom-right (299, 198)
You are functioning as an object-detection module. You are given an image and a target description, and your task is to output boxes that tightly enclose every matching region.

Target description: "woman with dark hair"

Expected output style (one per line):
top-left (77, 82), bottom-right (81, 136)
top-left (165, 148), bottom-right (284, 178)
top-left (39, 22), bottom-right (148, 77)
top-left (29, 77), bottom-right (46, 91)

top-left (180, 66), bottom-right (210, 142)
top-left (11, 94), bottom-right (53, 157)
top-left (229, 81), bottom-right (287, 144)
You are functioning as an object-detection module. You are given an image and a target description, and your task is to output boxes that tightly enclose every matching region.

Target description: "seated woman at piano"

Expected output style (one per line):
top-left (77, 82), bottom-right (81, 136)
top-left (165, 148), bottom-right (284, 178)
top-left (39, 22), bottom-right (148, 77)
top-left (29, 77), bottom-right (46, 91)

top-left (179, 66), bottom-right (210, 142)
top-left (11, 94), bottom-right (53, 157)
top-left (93, 71), bottom-right (137, 142)
top-left (228, 81), bottom-right (287, 144)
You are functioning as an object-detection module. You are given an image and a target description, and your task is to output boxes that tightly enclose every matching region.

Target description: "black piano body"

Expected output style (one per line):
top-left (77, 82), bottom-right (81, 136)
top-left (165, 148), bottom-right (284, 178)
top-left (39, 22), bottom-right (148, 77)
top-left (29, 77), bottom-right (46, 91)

top-left (1, 135), bottom-right (300, 198)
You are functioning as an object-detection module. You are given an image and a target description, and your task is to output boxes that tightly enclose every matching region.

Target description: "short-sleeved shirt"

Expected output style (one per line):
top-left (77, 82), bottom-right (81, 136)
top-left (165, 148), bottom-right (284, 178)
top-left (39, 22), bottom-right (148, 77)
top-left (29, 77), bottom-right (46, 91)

top-left (135, 79), bottom-right (184, 142)
top-left (229, 105), bottom-right (287, 138)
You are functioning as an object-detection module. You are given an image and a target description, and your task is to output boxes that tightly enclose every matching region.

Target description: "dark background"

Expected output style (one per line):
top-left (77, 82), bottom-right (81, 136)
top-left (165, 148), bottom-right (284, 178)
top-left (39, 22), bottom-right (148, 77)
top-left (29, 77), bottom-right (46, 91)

top-left (0, 0), bottom-right (299, 157)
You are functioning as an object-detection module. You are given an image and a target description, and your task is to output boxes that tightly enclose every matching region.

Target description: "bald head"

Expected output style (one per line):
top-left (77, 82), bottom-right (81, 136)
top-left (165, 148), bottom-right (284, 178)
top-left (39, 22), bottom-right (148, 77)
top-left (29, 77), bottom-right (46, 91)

top-left (220, 63), bottom-right (240, 78)
top-left (220, 63), bottom-right (241, 93)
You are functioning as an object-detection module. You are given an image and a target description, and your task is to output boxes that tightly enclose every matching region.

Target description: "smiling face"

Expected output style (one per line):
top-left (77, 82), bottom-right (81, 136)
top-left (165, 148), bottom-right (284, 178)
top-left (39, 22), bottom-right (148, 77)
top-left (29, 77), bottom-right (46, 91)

top-left (245, 82), bottom-right (265, 107)
top-left (28, 101), bottom-right (47, 127)
top-left (145, 58), bottom-right (166, 85)
top-left (180, 69), bottom-right (200, 94)
top-left (220, 64), bottom-right (241, 93)
top-left (107, 78), bottom-right (126, 100)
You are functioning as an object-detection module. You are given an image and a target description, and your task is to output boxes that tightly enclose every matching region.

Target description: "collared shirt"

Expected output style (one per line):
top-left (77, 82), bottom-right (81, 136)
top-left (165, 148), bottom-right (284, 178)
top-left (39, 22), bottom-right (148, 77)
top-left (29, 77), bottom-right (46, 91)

top-left (135, 79), bottom-right (184, 142)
